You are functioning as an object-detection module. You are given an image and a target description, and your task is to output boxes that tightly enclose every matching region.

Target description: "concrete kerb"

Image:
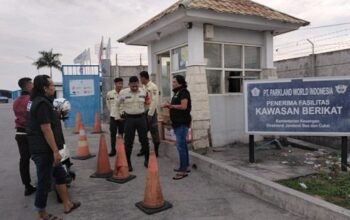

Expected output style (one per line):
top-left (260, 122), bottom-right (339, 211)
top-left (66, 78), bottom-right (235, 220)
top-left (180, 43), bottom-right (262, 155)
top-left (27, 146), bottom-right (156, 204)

top-left (163, 143), bottom-right (350, 220)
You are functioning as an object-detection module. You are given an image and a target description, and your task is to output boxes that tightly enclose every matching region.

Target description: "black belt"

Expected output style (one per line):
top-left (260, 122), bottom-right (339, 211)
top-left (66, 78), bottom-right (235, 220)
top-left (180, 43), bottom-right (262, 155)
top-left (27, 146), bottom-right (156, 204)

top-left (125, 113), bottom-right (145, 118)
top-left (16, 127), bottom-right (26, 133)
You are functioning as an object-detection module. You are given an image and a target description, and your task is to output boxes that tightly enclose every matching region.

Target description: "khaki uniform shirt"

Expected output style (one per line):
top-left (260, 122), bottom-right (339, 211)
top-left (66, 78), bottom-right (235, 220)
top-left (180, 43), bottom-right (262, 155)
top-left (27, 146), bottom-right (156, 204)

top-left (106, 89), bottom-right (121, 118)
top-left (143, 81), bottom-right (159, 117)
top-left (115, 88), bottom-right (148, 120)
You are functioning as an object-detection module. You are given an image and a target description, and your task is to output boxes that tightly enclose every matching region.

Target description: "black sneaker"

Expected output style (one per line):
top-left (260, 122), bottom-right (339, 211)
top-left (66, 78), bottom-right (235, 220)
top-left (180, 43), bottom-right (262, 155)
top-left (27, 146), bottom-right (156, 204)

top-left (108, 152), bottom-right (116, 157)
top-left (24, 185), bottom-right (36, 196)
top-left (69, 170), bottom-right (76, 181)
top-left (136, 151), bottom-right (145, 157)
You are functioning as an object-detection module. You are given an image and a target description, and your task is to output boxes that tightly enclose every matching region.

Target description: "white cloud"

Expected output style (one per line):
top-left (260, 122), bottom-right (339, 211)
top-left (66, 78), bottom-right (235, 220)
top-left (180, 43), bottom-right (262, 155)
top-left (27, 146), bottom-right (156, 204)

top-left (0, 0), bottom-right (174, 90)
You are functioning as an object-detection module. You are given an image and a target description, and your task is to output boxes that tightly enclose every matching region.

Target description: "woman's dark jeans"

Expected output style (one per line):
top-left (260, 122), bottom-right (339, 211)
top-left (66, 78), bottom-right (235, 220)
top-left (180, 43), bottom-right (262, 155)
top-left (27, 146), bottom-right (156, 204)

top-left (174, 125), bottom-right (190, 172)
top-left (32, 153), bottom-right (67, 212)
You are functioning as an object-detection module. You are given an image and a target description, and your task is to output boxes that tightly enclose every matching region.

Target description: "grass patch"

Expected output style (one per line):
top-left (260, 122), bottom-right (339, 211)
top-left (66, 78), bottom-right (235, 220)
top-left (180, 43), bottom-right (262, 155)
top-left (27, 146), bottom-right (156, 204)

top-left (278, 172), bottom-right (350, 209)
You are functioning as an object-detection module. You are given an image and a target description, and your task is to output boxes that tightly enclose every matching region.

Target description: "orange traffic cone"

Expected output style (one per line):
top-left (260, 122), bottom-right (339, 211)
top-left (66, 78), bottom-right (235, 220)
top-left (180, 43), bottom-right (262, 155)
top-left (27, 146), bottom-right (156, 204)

top-left (72, 123), bottom-right (95, 160)
top-left (73, 112), bottom-right (82, 134)
top-left (135, 151), bottom-right (172, 214)
top-left (91, 112), bottom-right (103, 134)
top-left (90, 134), bottom-right (112, 178)
top-left (107, 137), bottom-right (136, 184)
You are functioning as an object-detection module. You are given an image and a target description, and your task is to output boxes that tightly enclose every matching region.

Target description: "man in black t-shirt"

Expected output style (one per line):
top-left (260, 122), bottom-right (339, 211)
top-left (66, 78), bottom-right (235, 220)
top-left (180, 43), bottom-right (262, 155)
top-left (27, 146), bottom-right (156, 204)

top-left (27, 75), bottom-right (80, 219)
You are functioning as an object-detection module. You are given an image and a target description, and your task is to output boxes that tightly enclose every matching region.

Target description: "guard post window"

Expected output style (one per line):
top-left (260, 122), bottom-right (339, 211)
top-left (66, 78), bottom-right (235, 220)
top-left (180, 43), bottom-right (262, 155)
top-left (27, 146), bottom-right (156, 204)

top-left (204, 43), bottom-right (222, 93)
top-left (204, 42), bottom-right (261, 94)
top-left (171, 45), bottom-right (188, 78)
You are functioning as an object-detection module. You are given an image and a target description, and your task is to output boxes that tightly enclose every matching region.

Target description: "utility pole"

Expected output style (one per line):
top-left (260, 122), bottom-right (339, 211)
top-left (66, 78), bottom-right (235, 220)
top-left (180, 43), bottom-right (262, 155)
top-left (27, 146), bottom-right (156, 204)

top-left (115, 53), bottom-right (119, 78)
top-left (140, 54), bottom-right (142, 66)
top-left (307, 39), bottom-right (316, 77)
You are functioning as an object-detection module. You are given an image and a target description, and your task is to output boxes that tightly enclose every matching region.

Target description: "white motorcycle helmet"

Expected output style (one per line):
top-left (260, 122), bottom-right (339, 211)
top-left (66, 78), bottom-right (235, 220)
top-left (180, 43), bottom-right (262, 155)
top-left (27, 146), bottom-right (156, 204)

top-left (53, 98), bottom-right (71, 115)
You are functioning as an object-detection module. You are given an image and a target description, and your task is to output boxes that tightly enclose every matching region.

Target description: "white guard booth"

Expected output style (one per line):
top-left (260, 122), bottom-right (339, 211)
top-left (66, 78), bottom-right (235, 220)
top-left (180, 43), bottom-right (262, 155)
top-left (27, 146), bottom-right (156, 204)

top-left (119, 0), bottom-right (309, 149)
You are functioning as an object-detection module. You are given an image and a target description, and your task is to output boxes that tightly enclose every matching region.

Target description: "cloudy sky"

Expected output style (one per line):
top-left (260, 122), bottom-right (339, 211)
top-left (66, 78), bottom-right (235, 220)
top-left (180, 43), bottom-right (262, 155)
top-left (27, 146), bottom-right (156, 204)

top-left (1, 0), bottom-right (350, 91)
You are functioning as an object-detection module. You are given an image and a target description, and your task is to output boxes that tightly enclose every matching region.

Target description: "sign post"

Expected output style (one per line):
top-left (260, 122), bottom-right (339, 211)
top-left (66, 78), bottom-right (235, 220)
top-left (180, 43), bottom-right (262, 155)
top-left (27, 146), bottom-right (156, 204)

top-left (244, 77), bottom-right (350, 169)
top-left (249, 135), bottom-right (255, 163)
top-left (341, 136), bottom-right (348, 171)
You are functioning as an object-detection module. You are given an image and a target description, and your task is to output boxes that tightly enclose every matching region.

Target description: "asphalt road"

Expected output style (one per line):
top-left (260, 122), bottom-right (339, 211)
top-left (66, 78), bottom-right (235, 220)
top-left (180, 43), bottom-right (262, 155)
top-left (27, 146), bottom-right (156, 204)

top-left (0, 102), bottom-right (308, 220)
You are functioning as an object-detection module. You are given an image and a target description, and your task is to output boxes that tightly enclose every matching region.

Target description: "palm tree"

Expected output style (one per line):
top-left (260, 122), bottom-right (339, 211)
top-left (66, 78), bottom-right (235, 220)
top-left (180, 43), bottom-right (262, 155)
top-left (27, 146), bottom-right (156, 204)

top-left (33, 49), bottom-right (62, 77)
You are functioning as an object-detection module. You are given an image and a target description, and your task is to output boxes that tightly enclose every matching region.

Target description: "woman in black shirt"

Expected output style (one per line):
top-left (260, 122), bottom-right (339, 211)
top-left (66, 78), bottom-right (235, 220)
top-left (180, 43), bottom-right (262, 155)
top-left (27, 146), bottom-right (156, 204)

top-left (163, 75), bottom-right (191, 180)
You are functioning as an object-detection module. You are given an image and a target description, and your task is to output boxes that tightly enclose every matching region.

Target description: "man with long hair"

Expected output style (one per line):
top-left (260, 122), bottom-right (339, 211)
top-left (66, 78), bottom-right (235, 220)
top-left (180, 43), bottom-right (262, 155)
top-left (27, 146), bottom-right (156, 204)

top-left (27, 75), bottom-right (80, 220)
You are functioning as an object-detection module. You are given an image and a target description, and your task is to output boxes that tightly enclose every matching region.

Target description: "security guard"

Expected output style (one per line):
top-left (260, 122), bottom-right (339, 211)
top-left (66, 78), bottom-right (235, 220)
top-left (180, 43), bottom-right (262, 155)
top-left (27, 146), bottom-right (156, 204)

top-left (139, 71), bottom-right (161, 157)
top-left (115, 76), bottom-right (150, 171)
top-left (106, 77), bottom-right (124, 156)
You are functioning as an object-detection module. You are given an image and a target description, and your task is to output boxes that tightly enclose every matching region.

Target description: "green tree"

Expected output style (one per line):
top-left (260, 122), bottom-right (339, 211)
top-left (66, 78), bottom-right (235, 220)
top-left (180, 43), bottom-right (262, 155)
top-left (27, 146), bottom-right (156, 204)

top-left (33, 49), bottom-right (62, 77)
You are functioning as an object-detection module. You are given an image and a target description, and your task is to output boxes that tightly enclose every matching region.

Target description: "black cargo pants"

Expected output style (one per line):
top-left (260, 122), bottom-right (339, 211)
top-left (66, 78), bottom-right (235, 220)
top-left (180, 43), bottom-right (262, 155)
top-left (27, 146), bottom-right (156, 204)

top-left (124, 114), bottom-right (149, 169)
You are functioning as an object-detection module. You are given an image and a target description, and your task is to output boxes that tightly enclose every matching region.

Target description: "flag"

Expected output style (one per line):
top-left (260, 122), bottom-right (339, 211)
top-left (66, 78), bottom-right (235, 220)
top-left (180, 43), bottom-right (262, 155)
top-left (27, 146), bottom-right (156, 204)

top-left (98, 36), bottom-right (104, 64)
top-left (74, 49), bottom-right (88, 64)
top-left (86, 48), bottom-right (91, 64)
top-left (105, 38), bottom-right (111, 59)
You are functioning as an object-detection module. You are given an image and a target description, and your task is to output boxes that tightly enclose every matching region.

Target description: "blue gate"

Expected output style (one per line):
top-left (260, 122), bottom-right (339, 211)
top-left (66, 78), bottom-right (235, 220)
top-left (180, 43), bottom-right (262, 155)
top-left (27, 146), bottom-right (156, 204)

top-left (12, 90), bottom-right (21, 100)
top-left (61, 65), bottom-right (101, 128)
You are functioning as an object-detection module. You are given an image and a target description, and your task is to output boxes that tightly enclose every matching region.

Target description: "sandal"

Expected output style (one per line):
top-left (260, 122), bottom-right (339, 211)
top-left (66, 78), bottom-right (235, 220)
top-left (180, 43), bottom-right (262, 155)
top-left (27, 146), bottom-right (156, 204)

top-left (173, 168), bottom-right (191, 173)
top-left (172, 173), bottom-right (188, 180)
top-left (64, 201), bottom-right (81, 214)
top-left (40, 213), bottom-right (63, 220)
